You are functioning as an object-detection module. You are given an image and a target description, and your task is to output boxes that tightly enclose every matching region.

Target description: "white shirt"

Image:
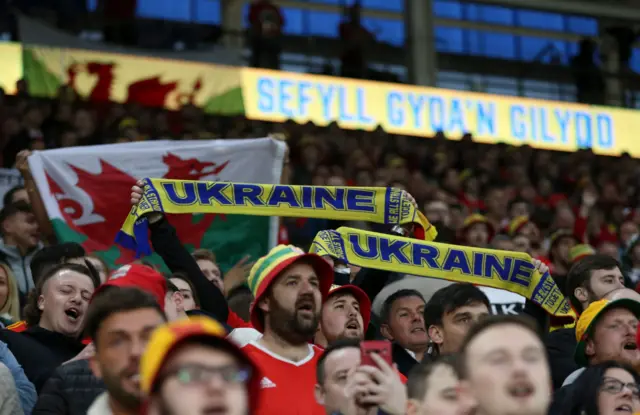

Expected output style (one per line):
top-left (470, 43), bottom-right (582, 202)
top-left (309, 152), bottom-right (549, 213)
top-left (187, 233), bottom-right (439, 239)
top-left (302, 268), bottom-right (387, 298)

top-left (404, 348), bottom-right (417, 361)
top-left (87, 393), bottom-right (113, 415)
top-left (562, 368), bottom-right (586, 387)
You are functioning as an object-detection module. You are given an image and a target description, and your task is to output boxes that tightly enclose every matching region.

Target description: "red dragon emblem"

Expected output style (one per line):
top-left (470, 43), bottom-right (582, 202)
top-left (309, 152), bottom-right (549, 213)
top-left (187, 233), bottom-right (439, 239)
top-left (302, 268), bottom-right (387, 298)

top-left (66, 61), bottom-right (202, 107)
top-left (46, 154), bottom-right (230, 265)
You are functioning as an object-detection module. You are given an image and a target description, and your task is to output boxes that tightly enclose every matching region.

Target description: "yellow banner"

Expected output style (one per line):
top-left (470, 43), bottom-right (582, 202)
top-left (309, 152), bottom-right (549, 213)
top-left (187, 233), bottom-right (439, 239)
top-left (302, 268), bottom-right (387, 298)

top-left (241, 68), bottom-right (640, 157)
top-left (0, 43), bottom-right (23, 95)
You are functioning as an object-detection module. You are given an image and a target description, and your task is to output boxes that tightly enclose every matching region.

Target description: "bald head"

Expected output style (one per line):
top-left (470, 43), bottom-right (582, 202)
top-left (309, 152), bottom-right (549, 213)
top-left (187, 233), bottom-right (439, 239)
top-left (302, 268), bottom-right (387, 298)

top-left (604, 287), bottom-right (640, 302)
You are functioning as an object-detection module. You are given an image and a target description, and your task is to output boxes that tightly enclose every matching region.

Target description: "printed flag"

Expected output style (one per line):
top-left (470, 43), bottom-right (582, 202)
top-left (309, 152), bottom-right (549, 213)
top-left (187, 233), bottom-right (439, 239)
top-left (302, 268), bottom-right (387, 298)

top-left (28, 138), bottom-right (286, 272)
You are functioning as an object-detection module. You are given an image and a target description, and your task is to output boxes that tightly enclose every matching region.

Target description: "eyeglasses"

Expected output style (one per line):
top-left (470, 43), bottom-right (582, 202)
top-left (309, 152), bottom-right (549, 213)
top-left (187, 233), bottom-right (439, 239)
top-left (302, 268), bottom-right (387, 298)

top-left (162, 363), bottom-right (252, 387)
top-left (601, 377), bottom-right (640, 398)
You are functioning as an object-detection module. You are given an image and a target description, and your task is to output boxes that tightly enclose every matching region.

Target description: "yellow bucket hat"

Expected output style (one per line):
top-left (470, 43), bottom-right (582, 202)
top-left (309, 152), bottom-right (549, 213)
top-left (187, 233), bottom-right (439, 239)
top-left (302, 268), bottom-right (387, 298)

top-left (574, 299), bottom-right (640, 366)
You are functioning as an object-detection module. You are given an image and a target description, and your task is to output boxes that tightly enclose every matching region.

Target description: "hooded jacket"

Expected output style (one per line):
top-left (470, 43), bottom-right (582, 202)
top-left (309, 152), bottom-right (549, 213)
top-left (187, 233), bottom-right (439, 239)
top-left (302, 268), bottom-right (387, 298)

top-left (0, 238), bottom-right (42, 296)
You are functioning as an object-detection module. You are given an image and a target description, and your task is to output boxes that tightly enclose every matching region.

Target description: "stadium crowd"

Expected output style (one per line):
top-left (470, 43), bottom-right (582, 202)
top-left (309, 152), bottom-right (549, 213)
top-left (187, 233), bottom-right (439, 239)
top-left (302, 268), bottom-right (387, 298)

top-left (1, 71), bottom-right (640, 415)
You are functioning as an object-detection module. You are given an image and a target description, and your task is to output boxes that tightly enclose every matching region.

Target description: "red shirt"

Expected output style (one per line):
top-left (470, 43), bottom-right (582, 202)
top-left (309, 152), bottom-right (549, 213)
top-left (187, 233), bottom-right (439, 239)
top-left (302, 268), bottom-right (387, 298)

top-left (241, 342), bottom-right (325, 415)
top-left (227, 309), bottom-right (252, 329)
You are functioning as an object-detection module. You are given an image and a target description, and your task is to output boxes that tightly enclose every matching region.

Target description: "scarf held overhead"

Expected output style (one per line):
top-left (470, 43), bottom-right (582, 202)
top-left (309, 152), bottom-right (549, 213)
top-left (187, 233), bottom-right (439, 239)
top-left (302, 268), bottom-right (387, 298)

top-left (116, 179), bottom-right (437, 256)
top-left (310, 227), bottom-right (575, 322)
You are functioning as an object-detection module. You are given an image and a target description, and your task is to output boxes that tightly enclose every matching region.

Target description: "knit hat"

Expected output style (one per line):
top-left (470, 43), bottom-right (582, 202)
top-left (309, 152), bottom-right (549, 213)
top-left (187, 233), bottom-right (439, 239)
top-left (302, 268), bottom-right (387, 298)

top-left (327, 284), bottom-right (371, 330)
top-left (461, 214), bottom-right (495, 241)
top-left (93, 264), bottom-right (168, 308)
top-left (569, 244), bottom-right (595, 263)
top-left (548, 229), bottom-right (578, 262)
top-left (140, 316), bottom-right (261, 412)
top-left (247, 245), bottom-right (333, 332)
top-left (574, 298), bottom-right (640, 366)
top-left (507, 216), bottom-right (530, 237)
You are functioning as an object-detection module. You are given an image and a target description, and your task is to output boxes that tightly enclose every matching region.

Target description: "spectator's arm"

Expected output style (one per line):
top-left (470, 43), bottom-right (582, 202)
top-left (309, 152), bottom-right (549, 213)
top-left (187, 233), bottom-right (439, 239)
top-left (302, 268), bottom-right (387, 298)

top-left (16, 150), bottom-right (55, 244)
top-left (148, 215), bottom-right (229, 323)
top-left (0, 341), bottom-right (36, 414)
top-left (575, 186), bottom-right (598, 243)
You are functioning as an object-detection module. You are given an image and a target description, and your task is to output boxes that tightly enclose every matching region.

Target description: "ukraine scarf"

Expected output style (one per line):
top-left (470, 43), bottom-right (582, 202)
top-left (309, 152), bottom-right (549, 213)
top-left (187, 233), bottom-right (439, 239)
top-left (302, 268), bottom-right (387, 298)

top-left (310, 227), bottom-right (576, 322)
top-left (116, 179), bottom-right (437, 256)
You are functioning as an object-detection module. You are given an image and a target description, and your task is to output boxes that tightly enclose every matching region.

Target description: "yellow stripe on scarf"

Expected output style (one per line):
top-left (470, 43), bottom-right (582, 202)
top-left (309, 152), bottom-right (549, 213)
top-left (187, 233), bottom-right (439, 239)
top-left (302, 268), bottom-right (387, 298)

top-left (310, 227), bottom-right (576, 322)
top-left (116, 179), bottom-right (437, 256)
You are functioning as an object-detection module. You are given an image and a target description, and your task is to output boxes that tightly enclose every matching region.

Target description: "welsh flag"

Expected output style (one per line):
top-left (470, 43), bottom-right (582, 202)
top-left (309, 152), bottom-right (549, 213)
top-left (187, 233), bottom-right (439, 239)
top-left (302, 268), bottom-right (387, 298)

top-left (28, 138), bottom-right (286, 272)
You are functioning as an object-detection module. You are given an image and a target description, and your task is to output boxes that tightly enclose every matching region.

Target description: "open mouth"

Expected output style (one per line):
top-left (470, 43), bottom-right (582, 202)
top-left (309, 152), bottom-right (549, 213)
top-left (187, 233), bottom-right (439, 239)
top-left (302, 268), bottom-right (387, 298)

top-left (615, 404), bottom-right (633, 413)
top-left (410, 327), bottom-right (425, 333)
top-left (296, 300), bottom-right (315, 315)
top-left (345, 319), bottom-right (360, 330)
top-left (65, 307), bottom-right (80, 322)
top-left (623, 341), bottom-right (637, 351)
top-left (203, 404), bottom-right (228, 415)
top-left (507, 381), bottom-right (535, 399)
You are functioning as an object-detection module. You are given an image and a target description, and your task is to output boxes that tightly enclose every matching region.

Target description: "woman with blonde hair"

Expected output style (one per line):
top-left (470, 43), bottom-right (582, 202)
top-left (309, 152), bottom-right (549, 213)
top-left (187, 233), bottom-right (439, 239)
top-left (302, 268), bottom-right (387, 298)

top-left (0, 262), bottom-right (21, 326)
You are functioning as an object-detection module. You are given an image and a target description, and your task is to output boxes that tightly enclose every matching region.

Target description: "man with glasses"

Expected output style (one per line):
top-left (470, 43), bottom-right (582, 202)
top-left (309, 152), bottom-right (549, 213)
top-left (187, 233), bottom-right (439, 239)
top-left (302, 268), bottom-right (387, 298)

top-left (140, 316), bottom-right (261, 415)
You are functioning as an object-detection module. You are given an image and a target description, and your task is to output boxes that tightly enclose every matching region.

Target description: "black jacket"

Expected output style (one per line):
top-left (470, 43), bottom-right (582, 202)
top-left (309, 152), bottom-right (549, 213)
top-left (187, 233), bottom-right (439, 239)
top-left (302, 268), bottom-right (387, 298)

top-left (547, 381), bottom-right (576, 415)
top-left (33, 359), bottom-right (105, 415)
top-left (0, 326), bottom-right (84, 392)
top-left (391, 342), bottom-right (418, 378)
top-left (545, 328), bottom-right (577, 391)
top-left (149, 218), bottom-right (229, 323)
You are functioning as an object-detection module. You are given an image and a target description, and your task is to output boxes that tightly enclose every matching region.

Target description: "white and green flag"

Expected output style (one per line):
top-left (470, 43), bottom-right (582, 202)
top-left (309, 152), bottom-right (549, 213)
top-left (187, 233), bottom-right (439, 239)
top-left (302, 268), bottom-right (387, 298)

top-left (28, 138), bottom-right (285, 271)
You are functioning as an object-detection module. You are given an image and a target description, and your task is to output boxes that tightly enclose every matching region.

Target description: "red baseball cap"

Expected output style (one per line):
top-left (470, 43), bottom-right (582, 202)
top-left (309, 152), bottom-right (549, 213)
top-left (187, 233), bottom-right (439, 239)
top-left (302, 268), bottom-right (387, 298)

top-left (327, 284), bottom-right (371, 330)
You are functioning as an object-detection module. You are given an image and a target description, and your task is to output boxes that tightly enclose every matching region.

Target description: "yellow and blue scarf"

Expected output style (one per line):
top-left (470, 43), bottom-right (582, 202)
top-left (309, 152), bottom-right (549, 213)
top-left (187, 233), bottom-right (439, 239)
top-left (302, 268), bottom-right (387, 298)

top-left (116, 179), bottom-right (437, 256)
top-left (310, 227), bottom-right (575, 321)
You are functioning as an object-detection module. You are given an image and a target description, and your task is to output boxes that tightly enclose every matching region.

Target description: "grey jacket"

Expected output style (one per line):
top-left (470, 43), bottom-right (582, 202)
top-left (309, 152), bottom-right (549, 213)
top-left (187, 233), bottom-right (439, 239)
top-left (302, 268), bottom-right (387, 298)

top-left (0, 362), bottom-right (24, 415)
top-left (0, 341), bottom-right (36, 414)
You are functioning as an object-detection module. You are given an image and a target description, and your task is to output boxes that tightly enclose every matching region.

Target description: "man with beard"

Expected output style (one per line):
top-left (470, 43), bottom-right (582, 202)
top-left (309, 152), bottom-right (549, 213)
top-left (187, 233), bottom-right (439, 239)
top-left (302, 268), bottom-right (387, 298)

top-left (141, 316), bottom-right (261, 415)
top-left (86, 287), bottom-right (167, 415)
top-left (546, 254), bottom-right (625, 389)
top-left (314, 284), bottom-right (371, 347)
top-left (241, 244), bottom-right (334, 415)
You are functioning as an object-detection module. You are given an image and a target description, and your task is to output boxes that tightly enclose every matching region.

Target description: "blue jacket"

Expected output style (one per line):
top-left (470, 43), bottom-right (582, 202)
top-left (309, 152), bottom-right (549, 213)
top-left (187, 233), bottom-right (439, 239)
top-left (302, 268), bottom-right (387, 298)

top-left (0, 340), bottom-right (37, 414)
